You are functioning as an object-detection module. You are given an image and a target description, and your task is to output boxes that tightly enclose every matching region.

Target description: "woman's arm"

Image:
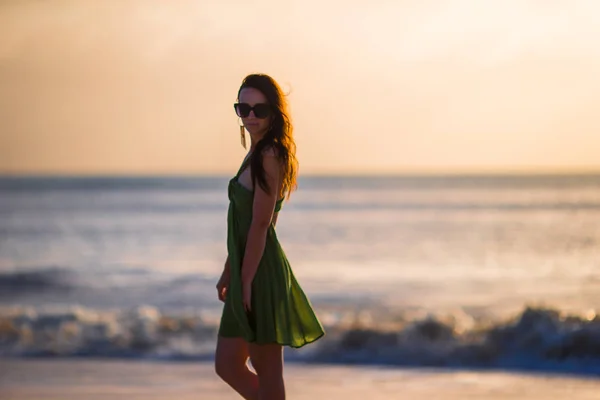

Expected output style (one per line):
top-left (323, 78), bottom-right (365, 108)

top-left (216, 255), bottom-right (231, 302)
top-left (224, 255), bottom-right (231, 274)
top-left (240, 150), bottom-right (280, 290)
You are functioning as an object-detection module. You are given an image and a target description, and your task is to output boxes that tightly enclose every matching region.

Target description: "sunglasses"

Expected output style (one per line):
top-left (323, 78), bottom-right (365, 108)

top-left (234, 103), bottom-right (272, 119)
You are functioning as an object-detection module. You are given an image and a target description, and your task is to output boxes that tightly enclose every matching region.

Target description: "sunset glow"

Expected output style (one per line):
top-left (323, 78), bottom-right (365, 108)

top-left (1, 0), bottom-right (599, 175)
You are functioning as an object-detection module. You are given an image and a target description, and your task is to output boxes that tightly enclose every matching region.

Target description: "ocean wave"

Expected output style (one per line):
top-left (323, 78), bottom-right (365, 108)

top-left (309, 306), bottom-right (600, 375)
top-left (0, 268), bottom-right (75, 297)
top-left (0, 305), bottom-right (217, 359)
top-left (1, 304), bottom-right (599, 374)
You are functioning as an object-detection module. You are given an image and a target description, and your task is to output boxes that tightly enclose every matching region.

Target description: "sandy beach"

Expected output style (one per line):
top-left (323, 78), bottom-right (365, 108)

top-left (1, 359), bottom-right (599, 400)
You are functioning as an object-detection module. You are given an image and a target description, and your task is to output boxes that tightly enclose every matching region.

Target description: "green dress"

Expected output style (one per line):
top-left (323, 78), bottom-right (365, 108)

top-left (218, 163), bottom-right (325, 348)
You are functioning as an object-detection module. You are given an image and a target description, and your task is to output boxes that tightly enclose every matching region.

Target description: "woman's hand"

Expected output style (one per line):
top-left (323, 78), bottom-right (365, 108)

top-left (216, 270), bottom-right (230, 302)
top-left (242, 282), bottom-right (252, 312)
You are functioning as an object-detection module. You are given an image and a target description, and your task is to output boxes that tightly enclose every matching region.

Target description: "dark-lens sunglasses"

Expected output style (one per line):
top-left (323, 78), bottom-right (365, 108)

top-left (234, 103), bottom-right (271, 119)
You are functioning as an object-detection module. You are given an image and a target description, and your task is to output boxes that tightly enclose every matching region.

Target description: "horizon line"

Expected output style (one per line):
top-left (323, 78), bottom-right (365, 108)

top-left (2, 168), bottom-right (600, 179)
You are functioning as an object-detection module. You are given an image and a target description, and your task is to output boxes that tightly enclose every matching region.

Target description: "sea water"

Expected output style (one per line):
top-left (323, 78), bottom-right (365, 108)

top-left (1, 174), bottom-right (599, 374)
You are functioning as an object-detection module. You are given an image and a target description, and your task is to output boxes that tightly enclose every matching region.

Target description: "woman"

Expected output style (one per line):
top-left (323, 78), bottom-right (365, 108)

top-left (214, 73), bottom-right (325, 400)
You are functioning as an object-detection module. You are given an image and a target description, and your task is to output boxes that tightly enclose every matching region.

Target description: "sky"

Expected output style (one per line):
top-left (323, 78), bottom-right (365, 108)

top-left (1, 0), bottom-right (599, 175)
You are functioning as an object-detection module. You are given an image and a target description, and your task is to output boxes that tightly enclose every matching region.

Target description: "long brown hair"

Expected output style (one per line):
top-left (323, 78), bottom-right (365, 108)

top-left (238, 73), bottom-right (298, 199)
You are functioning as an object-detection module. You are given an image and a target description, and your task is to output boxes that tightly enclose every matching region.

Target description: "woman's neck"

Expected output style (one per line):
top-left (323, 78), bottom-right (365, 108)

top-left (249, 132), bottom-right (266, 151)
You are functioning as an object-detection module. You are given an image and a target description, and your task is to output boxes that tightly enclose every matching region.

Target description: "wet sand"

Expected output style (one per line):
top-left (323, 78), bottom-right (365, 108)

top-left (1, 359), bottom-right (599, 400)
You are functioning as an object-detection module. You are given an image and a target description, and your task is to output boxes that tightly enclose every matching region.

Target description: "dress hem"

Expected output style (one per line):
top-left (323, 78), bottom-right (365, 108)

top-left (217, 332), bottom-right (326, 349)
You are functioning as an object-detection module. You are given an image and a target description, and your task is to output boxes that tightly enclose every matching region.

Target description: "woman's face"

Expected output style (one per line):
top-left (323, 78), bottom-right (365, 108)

top-left (237, 87), bottom-right (272, 137)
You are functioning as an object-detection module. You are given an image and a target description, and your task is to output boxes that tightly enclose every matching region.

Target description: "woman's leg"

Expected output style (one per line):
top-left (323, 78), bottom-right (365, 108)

top-left (248, 343), bottom-right (285, 400)
top-left (215, 336), bottom-right (259, 400)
